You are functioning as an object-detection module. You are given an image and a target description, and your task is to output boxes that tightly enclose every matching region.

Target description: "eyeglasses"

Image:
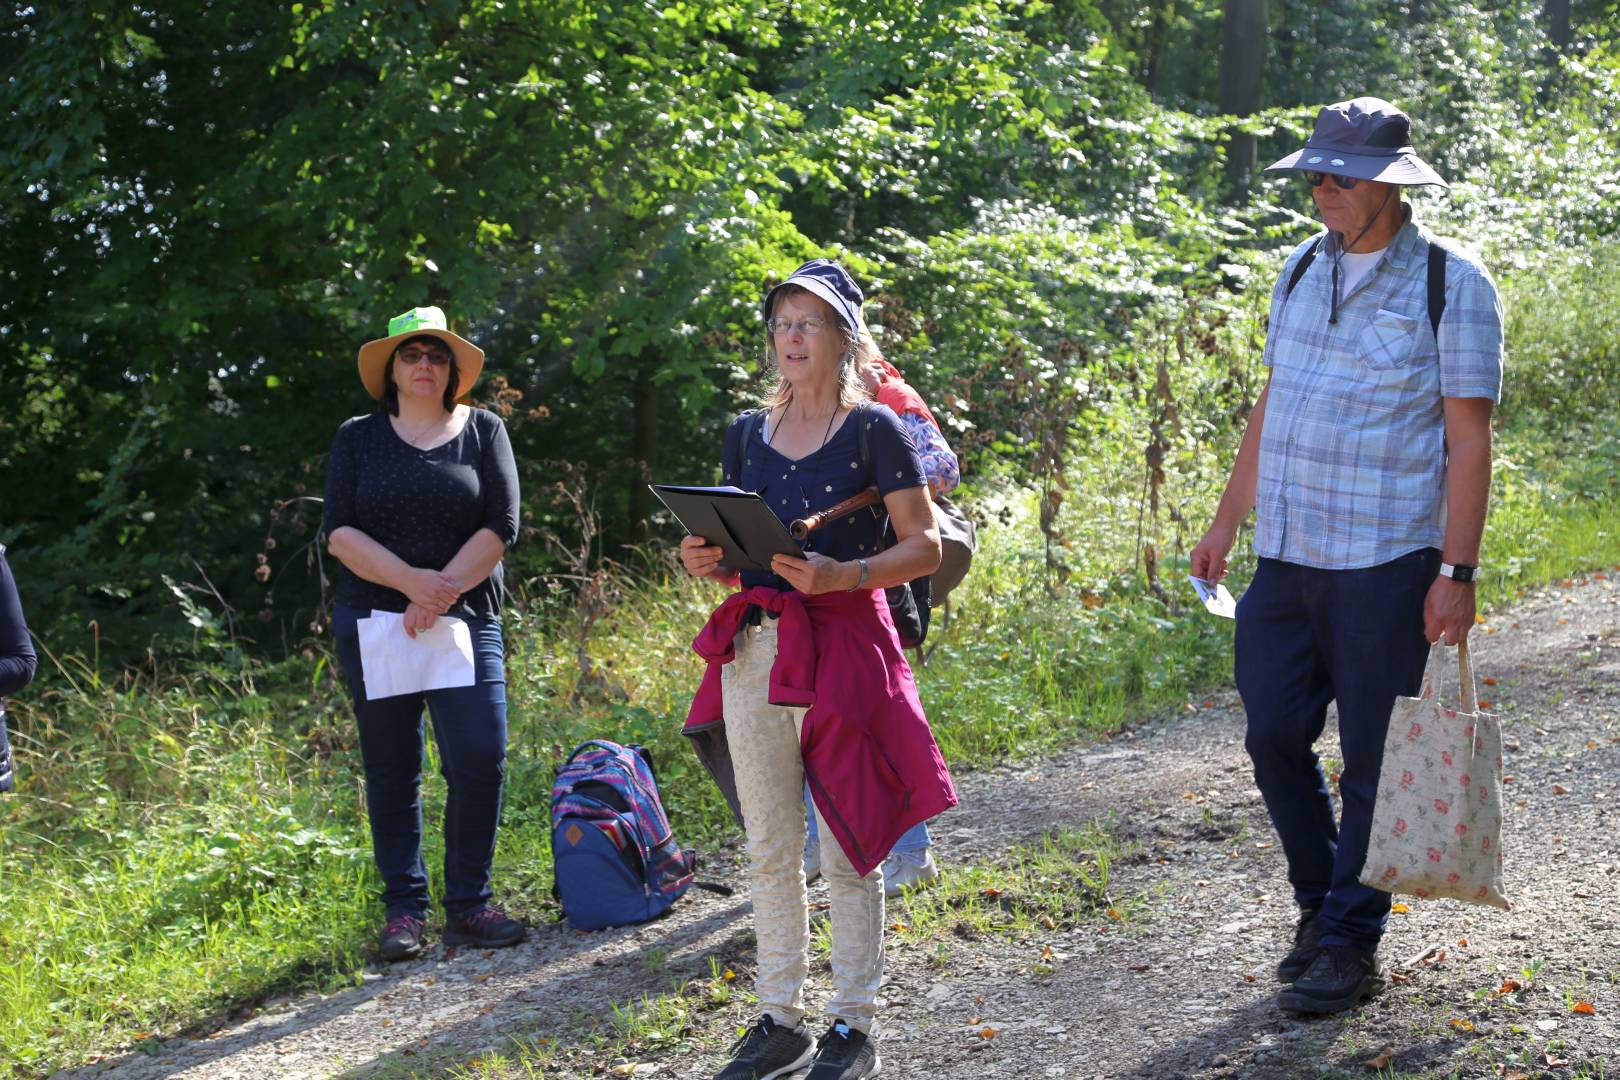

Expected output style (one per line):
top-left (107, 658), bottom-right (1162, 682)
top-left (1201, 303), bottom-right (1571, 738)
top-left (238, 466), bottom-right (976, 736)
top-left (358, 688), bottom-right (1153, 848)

top-left (1304, 171), bottom-right (1361, 190)
top-left (396, 347), bottom-right (452, 366)
top-left (767, 316), bottom-right (828, 336)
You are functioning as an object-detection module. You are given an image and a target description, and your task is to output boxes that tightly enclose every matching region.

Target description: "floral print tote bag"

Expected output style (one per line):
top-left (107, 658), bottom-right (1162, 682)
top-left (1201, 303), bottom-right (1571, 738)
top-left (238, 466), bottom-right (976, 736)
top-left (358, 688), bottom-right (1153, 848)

top-left (1359, 639), bottom-right (1511, 910)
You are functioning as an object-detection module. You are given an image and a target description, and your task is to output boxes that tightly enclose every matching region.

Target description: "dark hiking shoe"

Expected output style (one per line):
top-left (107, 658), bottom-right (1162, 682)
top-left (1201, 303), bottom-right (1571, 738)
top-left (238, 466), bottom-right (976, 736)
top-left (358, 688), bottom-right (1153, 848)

top-left (806, 1019), bottom-right (881, 1079)
top-left (1278, 944), bottom-right (1382, 1014)
top-left (714, 1014), bottom-right (814, 1080)
top-left (442, 905), bottom-right (526, 948)
top-left (1276, 906), bottom-right (1323, 982)
top-left (379, 914), bottom-right (427, 962)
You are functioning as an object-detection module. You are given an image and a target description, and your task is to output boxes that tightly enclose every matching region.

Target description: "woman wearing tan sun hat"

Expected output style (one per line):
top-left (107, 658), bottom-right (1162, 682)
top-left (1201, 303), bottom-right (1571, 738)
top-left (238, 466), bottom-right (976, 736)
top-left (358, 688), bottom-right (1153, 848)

top-left (322, 305), bottom-right (524, 962)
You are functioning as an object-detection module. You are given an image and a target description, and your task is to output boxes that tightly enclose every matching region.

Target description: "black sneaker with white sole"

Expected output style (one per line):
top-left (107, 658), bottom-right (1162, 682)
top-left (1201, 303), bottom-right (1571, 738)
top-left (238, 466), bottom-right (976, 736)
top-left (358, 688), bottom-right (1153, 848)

top-left (805, 1019), bottom-right (880, 1079)
top-left (714, 1014), bottom-right (814, 1080)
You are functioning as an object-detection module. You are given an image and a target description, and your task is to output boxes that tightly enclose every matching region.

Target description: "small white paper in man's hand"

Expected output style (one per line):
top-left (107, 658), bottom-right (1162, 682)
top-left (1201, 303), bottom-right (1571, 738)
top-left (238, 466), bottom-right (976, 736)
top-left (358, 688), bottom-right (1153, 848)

top-left (356, 610), bottom-right (477, 699)
top-left (1188, 575), bottom-right (1237, 619)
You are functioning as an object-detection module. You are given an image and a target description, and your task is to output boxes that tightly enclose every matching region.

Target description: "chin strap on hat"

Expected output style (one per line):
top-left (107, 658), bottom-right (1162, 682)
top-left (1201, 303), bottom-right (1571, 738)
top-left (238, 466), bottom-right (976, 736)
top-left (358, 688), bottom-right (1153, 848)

top-left (1328, 186), bottom-right (1396, 325)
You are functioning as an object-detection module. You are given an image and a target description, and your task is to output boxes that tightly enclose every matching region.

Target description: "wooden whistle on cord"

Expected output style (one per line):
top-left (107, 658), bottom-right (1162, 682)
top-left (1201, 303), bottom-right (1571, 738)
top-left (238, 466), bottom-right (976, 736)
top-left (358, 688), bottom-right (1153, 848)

top-left (789, 486), bottom-right (882, 541)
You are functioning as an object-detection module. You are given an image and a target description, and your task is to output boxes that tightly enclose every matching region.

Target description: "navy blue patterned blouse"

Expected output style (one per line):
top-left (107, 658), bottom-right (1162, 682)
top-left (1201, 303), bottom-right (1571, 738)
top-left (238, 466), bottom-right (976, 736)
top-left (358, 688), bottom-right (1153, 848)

top-left (721, 403), bottom-right (926, 589)
top-left (322, 408), bottom-right (519, 621)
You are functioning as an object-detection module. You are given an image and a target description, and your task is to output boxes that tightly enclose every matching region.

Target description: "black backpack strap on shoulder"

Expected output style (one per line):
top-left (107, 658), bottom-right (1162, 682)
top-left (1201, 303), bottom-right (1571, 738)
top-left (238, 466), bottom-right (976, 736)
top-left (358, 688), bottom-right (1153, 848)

top-left (1427, 240), bottom-right (1448, 342)
top-left (1285, 236), bottom-right (1324, 298)
top-left (855, 400), bottom-right (871, 473)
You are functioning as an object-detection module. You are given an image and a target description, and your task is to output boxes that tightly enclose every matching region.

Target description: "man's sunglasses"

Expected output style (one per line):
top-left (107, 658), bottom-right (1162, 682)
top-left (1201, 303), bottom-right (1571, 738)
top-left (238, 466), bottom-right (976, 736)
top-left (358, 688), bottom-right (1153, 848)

top-left (1304, 170), bottom-right (1361, 190)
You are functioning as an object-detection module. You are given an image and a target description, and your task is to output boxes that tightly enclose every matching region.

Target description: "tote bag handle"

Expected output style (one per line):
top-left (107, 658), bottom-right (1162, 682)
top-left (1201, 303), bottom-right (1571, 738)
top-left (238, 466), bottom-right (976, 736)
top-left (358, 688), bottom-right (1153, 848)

top-left (1416, 637), bottom-right (1480, 713)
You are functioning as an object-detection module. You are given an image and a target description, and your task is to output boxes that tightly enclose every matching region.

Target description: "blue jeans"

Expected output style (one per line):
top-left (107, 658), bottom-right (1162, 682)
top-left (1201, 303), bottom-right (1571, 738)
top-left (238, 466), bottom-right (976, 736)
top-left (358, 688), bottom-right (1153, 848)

top-left (332, 606), bottom-right (508, 919)
top-left (1234, 551), bottom-right (1437, 951)
top-left (805, 782), bottom-right (932, 856)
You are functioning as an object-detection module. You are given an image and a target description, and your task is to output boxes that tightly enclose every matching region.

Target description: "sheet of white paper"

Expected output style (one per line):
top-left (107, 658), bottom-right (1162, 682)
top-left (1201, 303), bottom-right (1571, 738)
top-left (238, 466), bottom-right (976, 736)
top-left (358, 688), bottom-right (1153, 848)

top-left (356, 610), bottom-right (476, 700)
top-left (1188, 575), bottom-right (1237, 619)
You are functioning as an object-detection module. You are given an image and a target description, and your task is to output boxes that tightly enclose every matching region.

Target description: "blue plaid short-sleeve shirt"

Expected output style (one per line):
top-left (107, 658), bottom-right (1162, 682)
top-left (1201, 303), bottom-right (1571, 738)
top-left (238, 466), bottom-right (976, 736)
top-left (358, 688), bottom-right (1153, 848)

top-left (1255, 213), bottom-right (1504, 569)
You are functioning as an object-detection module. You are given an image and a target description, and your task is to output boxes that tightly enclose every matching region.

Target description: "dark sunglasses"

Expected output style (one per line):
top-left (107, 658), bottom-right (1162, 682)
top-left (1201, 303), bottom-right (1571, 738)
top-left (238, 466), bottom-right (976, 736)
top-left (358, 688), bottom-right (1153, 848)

top-left (395, 346), bottom-right (453, 366)
top-left (1304, 170), bottom-right (1361, 190)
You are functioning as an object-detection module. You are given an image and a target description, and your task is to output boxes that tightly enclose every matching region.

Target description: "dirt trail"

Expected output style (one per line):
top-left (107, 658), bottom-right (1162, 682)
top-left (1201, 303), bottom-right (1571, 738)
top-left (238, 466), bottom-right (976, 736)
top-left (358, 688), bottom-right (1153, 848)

top-left (59, 576), bottom-right (1620, 1079)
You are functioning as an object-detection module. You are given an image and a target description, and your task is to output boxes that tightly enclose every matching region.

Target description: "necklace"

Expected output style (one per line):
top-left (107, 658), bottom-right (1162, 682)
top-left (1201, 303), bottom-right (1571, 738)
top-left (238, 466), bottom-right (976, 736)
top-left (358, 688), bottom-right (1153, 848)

top-left (397, 411), bottom-right (449, 450)
top-left (766, 398), bottom-right (843, 558)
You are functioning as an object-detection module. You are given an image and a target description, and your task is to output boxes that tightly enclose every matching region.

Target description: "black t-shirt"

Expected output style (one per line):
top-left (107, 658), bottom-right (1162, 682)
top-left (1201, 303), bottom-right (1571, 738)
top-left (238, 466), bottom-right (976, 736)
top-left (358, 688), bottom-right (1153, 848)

top-left (722, 402), bottom-right (926, 590)
top-left (322, 408), bottom-right (520, 621)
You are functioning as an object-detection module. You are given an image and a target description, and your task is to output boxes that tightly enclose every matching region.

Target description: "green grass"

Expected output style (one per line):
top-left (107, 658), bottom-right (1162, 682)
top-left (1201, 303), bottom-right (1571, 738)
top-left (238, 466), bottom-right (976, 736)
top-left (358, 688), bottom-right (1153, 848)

top-left (3, 248), bottom-right (1618, 1076)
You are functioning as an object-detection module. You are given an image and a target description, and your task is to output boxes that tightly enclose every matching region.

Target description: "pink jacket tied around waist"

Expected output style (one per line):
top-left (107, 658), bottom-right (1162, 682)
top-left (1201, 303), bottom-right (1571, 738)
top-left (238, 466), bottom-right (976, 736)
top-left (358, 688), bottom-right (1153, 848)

top-left (684, 585), bottom-right (958, 877)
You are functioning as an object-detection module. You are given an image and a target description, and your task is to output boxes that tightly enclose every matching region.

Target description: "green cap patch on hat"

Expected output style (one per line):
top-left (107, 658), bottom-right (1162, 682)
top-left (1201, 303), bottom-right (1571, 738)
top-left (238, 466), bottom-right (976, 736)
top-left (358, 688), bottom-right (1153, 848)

top-left (387, 306), bottom-right (450, 337)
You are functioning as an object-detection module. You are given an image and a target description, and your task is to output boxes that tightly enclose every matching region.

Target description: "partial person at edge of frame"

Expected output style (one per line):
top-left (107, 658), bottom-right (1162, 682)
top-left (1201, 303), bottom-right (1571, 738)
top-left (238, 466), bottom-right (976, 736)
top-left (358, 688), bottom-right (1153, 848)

top-left (322, 306), bottom-right (525, 962)
top-left (678, 259), bottom-right (957, 1080)
top-left (1190, 96), bottom-right (1504, 1017)
top-left (802, 324), bottom-right (962, 897)
top-left (0, 543), bottom-right (38, 795)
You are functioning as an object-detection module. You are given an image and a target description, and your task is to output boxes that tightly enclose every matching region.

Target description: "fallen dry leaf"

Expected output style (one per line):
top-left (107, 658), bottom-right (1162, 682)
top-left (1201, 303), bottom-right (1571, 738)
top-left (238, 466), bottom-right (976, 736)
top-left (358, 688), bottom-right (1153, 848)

top-left (1039, 914), bottom-right (1056, 930)
top-left (1128, 964), bottom-right (1150, 972)
top-left (890, 922), bottom-right (909, 931)
top-left (979, 1026), bottom-right (998, 1039)
top-left (1495, 1068), bottom-right (1529, 1080)
top-left (1391, 903), bottom-right (1411, 914)
top-left (1457, 937), bottom-right (1469, 947)
top-left (1482, 675), bottom-right (1498, 685)
top-left (980, 887), bottom-right (1001, 897)
top-left (722, 968), bottom-right (736, 981)
top-left (1364, 1046), bottom-right (1394, 1069)
top-left (1389, 971), bottom-right (1411, 984)
top-left (1553, 783), bottom-right (1571, 795)
top-left (1040, 946), bottom-right (1055, 962)
top-left (1495, 978), bottom-right (1523, 995)
top-left (968, 1015), bottom-right (982, 1025)
top-left (1572, 1000), bottom-right (1596, 1015)
top-left (1544, 1051), bottom-right (1570, 1066)
top-left (1105, 908), bottom-right (1122, 920)
top-left (1449, 1017), bottom-right (1474, 1031)
top-left (1242, 973), bottom-right (1256, 983)
top-left (1477, 699), bottom-right (1492, 709)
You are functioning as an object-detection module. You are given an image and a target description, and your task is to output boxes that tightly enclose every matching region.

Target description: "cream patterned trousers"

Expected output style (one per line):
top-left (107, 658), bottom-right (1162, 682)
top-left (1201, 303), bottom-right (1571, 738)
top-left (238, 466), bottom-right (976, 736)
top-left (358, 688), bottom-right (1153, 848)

top-left (721, 618), bottom-right (885, 1031)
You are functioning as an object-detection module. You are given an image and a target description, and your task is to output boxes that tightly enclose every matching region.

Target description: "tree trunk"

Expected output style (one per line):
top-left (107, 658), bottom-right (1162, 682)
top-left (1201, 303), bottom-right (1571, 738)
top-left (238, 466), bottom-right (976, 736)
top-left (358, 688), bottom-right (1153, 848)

top-left (628, 359), bottom-right (658, 540)
top-left (1219, 0), bottom-right (1268, 199)
top-left (1545, 0), bottom-right (1571, 52)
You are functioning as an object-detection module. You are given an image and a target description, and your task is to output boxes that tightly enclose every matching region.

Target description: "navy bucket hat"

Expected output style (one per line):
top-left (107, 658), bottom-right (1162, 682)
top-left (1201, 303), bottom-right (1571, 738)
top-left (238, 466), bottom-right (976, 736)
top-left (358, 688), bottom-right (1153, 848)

top-left (1265, 96), bottom-right (1449, 189)
top-left (761, 259), bottom-right (864, 336)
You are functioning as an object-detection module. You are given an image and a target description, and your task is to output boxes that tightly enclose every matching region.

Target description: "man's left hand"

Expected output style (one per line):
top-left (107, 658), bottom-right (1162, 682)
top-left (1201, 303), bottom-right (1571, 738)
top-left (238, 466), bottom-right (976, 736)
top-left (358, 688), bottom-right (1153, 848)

top-left (771, 552), bottom-right (857, 595)
top-left (1424, 575), bottom-right (1476, 645)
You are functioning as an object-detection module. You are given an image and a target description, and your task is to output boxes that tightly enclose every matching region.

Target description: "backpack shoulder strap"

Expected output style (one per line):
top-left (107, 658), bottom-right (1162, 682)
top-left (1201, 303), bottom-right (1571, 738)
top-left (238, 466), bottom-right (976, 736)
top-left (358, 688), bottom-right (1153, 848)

top-left (855, 401), bottom-right (871, 473)
top-left (1427, 239), bottom-right (1449, 341)
top-left (1285, 235), bottom-right (1325, 298)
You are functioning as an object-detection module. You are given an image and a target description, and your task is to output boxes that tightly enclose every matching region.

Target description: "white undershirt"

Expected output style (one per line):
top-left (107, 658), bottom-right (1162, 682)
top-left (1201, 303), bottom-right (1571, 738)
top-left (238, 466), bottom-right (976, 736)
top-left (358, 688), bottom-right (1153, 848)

top-left (1337, 247), bottom-right (1386, 296)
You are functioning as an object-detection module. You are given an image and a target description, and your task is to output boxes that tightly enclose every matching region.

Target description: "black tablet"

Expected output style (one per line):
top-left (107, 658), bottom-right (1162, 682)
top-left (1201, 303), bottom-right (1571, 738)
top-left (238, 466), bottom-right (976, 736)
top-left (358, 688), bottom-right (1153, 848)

top-left (649, 485), bottom-right (803, 572)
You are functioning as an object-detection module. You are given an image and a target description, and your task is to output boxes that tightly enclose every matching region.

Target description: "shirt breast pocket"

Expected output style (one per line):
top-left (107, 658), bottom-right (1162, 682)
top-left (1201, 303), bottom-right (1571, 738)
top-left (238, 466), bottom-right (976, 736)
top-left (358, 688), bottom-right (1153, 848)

top-left (1359, 309), bottom-right (1421, 371)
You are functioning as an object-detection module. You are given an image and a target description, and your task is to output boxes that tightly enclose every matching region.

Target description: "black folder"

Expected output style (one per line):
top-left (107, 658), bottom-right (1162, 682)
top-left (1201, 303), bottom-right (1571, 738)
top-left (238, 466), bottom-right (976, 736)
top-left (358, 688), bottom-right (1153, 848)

top-left (649, 485), bottom-right (803, 572)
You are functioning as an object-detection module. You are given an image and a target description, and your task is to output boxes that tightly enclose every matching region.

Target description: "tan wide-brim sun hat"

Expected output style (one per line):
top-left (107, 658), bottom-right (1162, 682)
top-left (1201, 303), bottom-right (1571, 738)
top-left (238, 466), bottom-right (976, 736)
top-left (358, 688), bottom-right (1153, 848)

top-left (356, 306), bottom-right (485, 400)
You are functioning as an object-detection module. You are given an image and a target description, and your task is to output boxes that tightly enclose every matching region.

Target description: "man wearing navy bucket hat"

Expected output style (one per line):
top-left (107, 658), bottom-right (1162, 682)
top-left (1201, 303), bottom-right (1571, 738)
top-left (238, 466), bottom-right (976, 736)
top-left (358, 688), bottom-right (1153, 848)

top-left (1191, 98), bottom-right (1505, 1014)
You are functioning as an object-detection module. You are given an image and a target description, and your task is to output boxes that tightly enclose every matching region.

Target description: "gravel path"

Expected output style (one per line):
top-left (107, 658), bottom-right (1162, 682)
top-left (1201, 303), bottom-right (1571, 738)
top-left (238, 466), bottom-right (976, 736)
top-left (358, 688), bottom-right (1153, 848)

top-left (59, 575), bottom-right (1620, 1079)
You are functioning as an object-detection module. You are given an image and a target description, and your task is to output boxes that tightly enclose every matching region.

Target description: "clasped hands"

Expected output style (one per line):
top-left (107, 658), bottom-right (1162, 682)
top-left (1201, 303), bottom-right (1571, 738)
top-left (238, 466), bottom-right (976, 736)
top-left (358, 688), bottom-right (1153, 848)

top-left (402, 568), bottom-right (463, 638)
top-left (679, 535), bottom-right (857, 594)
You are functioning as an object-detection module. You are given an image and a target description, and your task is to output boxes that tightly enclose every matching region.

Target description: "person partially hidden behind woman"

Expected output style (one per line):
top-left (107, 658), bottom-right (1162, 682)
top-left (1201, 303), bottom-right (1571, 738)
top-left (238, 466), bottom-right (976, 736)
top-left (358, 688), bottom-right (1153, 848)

top-left (323, 306), bottom-right (524, 961)
top-left (0, 543), bottom-right (38, 795)
top-left (679, 260), bottom-right (958, 1080)
top-left (801, 332), bottom-right (963, 896)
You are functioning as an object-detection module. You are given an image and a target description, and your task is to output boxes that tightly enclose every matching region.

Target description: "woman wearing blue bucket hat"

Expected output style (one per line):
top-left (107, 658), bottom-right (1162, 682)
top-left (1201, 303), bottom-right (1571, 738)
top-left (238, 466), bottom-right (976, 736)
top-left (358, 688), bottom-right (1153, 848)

top-left (678, 260), bottom-right (957, 1080)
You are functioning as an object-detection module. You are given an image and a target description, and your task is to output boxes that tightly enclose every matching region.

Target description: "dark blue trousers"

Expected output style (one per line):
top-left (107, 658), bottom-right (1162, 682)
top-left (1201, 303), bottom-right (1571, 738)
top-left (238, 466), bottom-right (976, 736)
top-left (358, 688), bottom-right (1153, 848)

top-left (1234, 550), bottom-right (1437, 951)
top-left (333, 606), bottom-right (508, 919)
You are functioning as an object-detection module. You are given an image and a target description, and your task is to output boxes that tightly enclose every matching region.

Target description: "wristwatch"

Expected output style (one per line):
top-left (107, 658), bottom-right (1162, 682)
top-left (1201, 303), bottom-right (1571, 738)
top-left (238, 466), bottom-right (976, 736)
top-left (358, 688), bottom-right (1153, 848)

top-left (1439, 562), bottom-right (1478, 583)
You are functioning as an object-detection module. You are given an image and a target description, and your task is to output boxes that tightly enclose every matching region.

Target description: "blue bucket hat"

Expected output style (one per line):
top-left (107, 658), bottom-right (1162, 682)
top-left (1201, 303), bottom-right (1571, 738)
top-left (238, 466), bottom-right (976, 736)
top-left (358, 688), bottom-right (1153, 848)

top-left (761, 259), bottom-right (864, 336)
top-left (1265, 96), bottom-right (1449, 189)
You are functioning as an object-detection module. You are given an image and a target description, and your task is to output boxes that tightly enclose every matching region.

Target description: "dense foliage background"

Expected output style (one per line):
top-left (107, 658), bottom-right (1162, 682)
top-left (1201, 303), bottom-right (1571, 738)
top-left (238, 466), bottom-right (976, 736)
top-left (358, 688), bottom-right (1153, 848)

top-left (4, 0), bottom-right (1615, 662)
top-left (5, 3), bottom-right (1620, 1073)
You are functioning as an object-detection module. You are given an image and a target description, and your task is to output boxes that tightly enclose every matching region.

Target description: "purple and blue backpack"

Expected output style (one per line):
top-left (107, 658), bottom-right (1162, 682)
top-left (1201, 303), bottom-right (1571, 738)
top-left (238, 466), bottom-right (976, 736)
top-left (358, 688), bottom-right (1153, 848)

top-left (550, 739), bottom-right (698, 931)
